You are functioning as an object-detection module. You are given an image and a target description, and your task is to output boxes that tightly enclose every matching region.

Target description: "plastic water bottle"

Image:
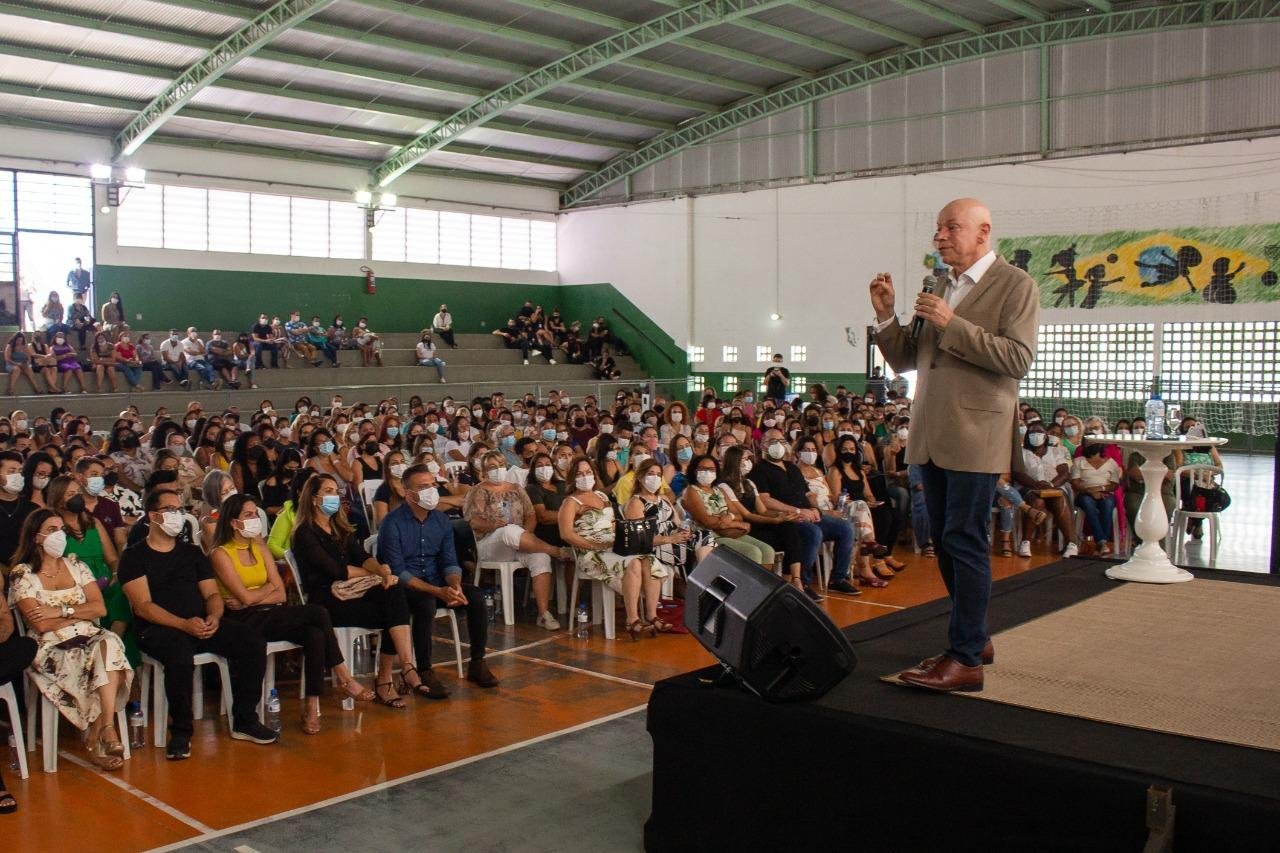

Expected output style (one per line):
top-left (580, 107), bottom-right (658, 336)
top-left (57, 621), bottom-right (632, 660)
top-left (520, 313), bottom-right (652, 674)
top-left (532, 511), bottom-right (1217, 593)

top-left (1145, 377), bottom-right (1166, 439)
top-left (342, 694), bottom-right (355, 712)
top-left (265, 688), bottom-right (281, 733)
top-left (575, 602), bottom-right (590, 638)
top-left (6, 734), bottom-right (16, 771)
top-left (492, 586), bottom-right (503, 621)
top-left (484, 588), bottom-right (496, 623)
top-left (127, 701), bottom-right (145, 749)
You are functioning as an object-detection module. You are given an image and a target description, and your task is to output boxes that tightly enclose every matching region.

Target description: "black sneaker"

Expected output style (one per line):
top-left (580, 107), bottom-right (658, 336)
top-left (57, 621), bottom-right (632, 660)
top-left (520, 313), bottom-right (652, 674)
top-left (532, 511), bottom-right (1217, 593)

top-left (803, 587), bottom-right (824, 602)
top-left (827, 579), bottom-right (861, 595)
top-left (230, 721), bottom-right (279, 745)
top-left (165, 737), bottom-right (191, 760)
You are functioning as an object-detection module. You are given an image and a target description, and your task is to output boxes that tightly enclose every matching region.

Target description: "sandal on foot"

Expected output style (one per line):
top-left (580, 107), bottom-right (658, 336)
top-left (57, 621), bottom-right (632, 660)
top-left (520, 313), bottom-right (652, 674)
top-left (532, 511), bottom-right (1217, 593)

top-left (871, 560), bottom-right (895, 580)
top-left (626, 618), bottom-right (654, 641)
top-left (88, 740), bottom-right (124, 771)
top-left (856, 574), bottom-right (890, 589)
top-left (340, 678), bottom-right (375, 702)
top-left (399, 665), bottom-right (438, 698)
top-left (300, 709), bottom-right (321, 735)
top-left (0, 791), bottom-right (15, 814)
top-left (921, 546), bottom-right (936, 558)
top-left (101, 728), bottom-right (125, 757)
top-left (373, 681), bottom-right (406, 710)
top-left (648, 617), bottom-right (678, 634)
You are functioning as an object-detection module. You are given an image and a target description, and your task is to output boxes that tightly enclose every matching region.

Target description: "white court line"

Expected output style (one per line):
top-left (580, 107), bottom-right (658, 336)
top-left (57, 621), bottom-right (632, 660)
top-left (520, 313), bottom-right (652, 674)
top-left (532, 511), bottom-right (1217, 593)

top-left (58, 750), bottom-right (215, 834)
top-left (508, 653), bottom-right (655, 690)
top-left (821, 591), bottom-right (906, 610)
top-left (428, 633), bottom-right (563, 667)
top-left (144, 703), bottom-right (649, 853)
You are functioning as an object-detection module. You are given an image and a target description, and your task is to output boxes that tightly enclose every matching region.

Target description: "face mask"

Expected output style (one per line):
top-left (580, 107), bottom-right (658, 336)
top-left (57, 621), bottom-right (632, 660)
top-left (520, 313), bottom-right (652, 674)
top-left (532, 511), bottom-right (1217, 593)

top-left (472, 409), bottom-right (484, 419)
top-left (642, 474), bottom-right (662, 493)
top-left (695, 433), bottom-right (709, 443)
top-left (158, 510), bottom-right (185, 537)
top-left (2, 472), bottom-right (22, 494)
top-left (599, 424), bottom-right (613, 434)
top-left (696, 470), bottom-right (716, 486)
top-left (606, 450), bottom-right (618, 461)
top-left (896, 428), bottom-right (909, 441)
top-left (822, 421), bottom-right (834, 431)
top-left (1017, 425), bottom-right (1028, 437)
top-left (616, 437), bottom-right (631, 450)
top-left (1064, 426), bottom-right (1080, 437)
top-left (417, 487), bottom-right (440, 510)
top-left (676, 447), bottom-right (694, 463)
top-left (788, 429), bottom-right (800, 440)
top-left (1028, 433), bottom-right (1046, 447)
top-left (320, 495), bottom-right (341, 516)
top-left (670, 412), bottom-right (683, 423)
top-left (631, 454), bottom-right (650, 468)
top-left (169, 334), bottom-right (179, 343)
top-left (238, 516), bottom-right (263, 538)
top-left (487, 468), bottom-right (507, 484)
top-left (575, 474), bottom-right (595, 492)
top-left (33, 475), bottom-right (50, 490)
top-left (279, 428), bottom-right (292, 441)
top-left (389, 463), bottom-right (408, 479)
top-left (386, 427), bottom-right (400, 439)
top-left (556, 431), bottom-right (568, 442)
top-left (1118, 429), bottom-right (1132, 436)
top-left (186, 418), bottom-right (199, 430)
top-left (1047, 435), bottom-right (1061, 447)
top-left (534, 465), bottom-right (554, 483)
top-left (318, 441), bottom-right (335, 455)
top-left (539, 428), bottom-right (556, 442)
top-left (223, 440), bottom-right (237, 454)
top-left (499, 436), bottom-right (515, 450)
top-left (767, 443), bottom-right (786, 460)
top-left (555, 457), bottom-right (571, 472)
top-left (41, 529), bottom-right (67, 558)
top-left (798, 450), bottom-right (817, 465)
top-left (85, 476), bottom-right (105, 496)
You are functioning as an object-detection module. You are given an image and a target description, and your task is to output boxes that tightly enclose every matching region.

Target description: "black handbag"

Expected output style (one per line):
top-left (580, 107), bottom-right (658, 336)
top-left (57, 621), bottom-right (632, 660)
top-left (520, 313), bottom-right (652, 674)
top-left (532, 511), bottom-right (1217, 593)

top-left (614, 515), bottom-right (657, 556)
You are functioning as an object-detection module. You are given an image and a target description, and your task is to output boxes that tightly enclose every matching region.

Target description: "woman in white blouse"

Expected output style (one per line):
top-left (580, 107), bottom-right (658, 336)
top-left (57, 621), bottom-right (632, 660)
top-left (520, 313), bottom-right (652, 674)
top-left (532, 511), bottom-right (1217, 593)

top-left (1014, 421), bottom-right (1079, 557)
top-left (1070, 443), bottom-right (1121, 556)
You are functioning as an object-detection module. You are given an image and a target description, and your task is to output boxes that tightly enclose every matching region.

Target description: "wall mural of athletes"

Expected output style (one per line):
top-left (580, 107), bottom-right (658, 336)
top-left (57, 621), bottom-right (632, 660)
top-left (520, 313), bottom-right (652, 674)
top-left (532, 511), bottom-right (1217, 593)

top-left (995, 227), bottom-right (1280, 309)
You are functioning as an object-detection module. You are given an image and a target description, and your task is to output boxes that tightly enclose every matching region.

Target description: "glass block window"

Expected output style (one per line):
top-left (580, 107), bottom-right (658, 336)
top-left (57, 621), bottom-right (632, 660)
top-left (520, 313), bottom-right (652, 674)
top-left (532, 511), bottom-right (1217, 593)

top-left (1162, 321), bottom-right (1279, 404)
top-left (1022, 323), bottom-right (1155, 401)
top-left (790, 345), bottom-right (807, 362)
top-left (687, 345), bottom-right (705, 363)
top-left (687, 376), bottom-right (705, 393)
top-left (722, 345), bottom-right (738, 363)
top-left (723, 376), bottom-right (739, 392)
top-left (755, 346), bottom-right (771, 362)
top-left (791, 375), bottom-right (808, 394)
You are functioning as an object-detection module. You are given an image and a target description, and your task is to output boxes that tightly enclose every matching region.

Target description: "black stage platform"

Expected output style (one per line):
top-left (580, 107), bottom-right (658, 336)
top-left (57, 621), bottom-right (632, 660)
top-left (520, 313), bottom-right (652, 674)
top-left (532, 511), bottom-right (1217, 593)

top-left (646, 559), bottom-right (1280, 852)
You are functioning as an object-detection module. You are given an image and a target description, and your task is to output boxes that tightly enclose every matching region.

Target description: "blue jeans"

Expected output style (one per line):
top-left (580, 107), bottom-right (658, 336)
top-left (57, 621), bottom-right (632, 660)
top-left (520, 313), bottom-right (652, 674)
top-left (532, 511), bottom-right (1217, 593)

top-left (918, 461), bottom-right (999, 667)
top-left (793, 515), bottom-right (854, 585)
top-left (418, 357), bottom-right (446, 379)
top-left (1075, 492), bottom-right (1116, 543)
top-left (994, 481), bottom-right (1024, 533)
top-left (186, 358), bottom-right (215, 385)
top-left (119, 364), bottom-right (142, 388)
top-left (907, 464), bottom-right (931, 548)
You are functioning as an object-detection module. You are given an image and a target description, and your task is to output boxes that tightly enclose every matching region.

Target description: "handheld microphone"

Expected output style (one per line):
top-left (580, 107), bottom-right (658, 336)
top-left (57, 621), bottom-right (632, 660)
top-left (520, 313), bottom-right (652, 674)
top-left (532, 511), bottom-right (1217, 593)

top-left (910, 275), bottom-right (940, 340)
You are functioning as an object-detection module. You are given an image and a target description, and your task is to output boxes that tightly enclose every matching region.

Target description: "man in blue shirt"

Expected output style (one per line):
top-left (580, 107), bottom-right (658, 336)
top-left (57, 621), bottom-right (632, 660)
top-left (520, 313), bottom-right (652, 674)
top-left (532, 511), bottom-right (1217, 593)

top-left (377, 463), bottom-right (497, 696)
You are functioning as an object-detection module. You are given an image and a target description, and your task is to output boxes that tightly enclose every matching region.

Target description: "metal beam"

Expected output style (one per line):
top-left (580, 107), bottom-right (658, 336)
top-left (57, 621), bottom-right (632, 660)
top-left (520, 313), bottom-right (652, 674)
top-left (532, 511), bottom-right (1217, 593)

top-left (113, 0), bottom-right (338, 158)
top-left (640, 0), bottom-right (868, 61)
top-left (0, 41), bottom-right (641, 152)
top-left (145, 0), bottom-right (724, 109)
top-left (0, 2), bottom-right (680, 130)
top-left (372, 0), bottom-right (792, 188)
top-left (561, 0), bottom-right (1280, 207)
top-left (788, 0), bottom-right (924, 47)
top-left (887, 0), bottom-right (985, 34)
top-left (987, 0), bottom-right (1048, 23)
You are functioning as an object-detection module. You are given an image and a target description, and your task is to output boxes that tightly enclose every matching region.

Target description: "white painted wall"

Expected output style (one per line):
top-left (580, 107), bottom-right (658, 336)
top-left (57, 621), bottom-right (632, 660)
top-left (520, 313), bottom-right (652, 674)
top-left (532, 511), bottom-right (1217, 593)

top-left (558, 136), bottom-right (1280, 373)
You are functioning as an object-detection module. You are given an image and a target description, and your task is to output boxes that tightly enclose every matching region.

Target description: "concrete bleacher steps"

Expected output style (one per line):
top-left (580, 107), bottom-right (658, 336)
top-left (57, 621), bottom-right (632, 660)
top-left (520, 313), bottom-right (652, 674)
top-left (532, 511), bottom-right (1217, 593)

top-left (8, 333), bottom-right (655, 424)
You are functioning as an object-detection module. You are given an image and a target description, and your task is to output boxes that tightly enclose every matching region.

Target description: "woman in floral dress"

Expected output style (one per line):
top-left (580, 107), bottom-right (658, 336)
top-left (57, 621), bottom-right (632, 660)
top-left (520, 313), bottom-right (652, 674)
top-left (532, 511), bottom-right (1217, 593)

top-left (8, 509), bottom-right (133, 771)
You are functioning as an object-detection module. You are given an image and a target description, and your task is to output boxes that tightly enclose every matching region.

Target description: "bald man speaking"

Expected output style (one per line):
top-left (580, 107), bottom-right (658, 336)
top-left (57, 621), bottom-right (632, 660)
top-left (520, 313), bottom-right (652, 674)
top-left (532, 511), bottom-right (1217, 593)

top-left (870, 198), bottom-right (1039, 692)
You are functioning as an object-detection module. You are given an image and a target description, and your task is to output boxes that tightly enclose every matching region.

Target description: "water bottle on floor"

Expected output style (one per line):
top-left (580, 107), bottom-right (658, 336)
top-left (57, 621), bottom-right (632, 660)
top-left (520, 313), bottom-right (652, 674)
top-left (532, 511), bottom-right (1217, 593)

top-left (575, 602), bottom-right (590, 638)
top-left (484, 588), bottom-right (496, 623)
top-left (127, 701), bottom-right (145, 749)
top-left (341, 694), bottom-right (355, 712)
top-left (6, 734), bottom-right (16, 771)
top-left (493, 586), bottom-right (503, 622)
top-left (265, 688), bottom-right (281, 733)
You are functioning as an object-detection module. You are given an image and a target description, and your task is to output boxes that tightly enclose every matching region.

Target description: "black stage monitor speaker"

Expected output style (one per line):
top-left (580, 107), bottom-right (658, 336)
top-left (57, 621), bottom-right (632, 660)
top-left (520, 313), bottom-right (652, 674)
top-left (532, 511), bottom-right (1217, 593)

top-left (684, 546), bottom-right (856, 702)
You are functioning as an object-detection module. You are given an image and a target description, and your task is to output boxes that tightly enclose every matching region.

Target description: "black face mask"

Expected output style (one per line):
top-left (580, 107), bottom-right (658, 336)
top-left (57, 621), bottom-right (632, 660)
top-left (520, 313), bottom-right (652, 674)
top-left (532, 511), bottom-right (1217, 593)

top-left (65, 495), bottom-right (86, 513)
top-left (103, 471), bottom-right (120, 488)
top-left (122, 436), bottom-right (140, 450)
top-left (839, 451), bottom-right (860, 466)
top-left (364, 441), bottom-right (379, 455)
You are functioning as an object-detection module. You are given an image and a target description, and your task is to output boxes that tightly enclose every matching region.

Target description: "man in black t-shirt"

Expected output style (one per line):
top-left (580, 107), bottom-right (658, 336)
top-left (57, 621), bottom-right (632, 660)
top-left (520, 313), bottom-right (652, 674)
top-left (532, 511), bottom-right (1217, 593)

top-left (764, 353), bottom-right (791, 404)
top-left (120, 489), bottom-right (276, 760)
top-left (251, 313), bottom-right (279, 368)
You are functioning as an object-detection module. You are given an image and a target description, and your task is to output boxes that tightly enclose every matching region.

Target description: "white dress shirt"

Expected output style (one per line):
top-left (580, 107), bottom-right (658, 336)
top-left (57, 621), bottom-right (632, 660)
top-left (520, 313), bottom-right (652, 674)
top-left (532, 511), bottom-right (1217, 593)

top-left (433, 311), bottom-right (452, 331)
top-left (876, 249), bottom-right (998, 332)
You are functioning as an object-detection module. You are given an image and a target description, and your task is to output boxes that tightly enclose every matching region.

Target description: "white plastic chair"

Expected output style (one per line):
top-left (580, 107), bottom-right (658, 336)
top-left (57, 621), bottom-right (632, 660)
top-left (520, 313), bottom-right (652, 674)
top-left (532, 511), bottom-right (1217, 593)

top-left (567, 566), bottom-right (617, 640)
top-left (1171, 464), bottom-right (1225, 565)
top-left (140, 651), bottom-right (232, 748)
top-left (0, 681), bottom-right (29, 779)
top-left (1073, 503), bottom-right (1127, 556)
top-left (359, 479), bottom-right (383, 528)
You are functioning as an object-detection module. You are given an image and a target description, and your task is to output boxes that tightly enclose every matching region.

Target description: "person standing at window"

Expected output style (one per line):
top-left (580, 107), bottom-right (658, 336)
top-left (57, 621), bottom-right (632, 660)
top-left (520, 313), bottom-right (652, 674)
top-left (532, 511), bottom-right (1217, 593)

top-left (66, 257), bottom-right (91, 299)
top-left (763, 354), bottom-right (790, 404)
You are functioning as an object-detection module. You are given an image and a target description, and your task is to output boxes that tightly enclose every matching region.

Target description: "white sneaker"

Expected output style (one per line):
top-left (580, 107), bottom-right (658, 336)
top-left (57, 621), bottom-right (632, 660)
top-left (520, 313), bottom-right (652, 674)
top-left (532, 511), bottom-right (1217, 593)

top-left (523, 358), bottom-right (529, 365)
top-left (1062, 543), bottom-right (1079, 558)
top-left (548, 358), bottom-right (556, 365)
top-left (1017, 540), bottom-right (1031, 557)
top-left (536, 611), bottom-right (561, 631)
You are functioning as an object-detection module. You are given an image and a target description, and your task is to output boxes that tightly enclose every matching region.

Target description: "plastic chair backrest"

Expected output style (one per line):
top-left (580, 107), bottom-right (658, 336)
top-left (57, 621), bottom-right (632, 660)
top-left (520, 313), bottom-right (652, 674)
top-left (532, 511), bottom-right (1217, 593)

top-left (283, 549), bottom-right (306, 603)
top-left (1172, 464), bottom-right (1224, 507)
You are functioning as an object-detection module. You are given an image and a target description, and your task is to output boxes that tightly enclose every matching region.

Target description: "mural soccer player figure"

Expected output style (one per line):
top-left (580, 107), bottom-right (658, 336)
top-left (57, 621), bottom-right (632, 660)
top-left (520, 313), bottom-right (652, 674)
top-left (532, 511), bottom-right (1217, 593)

top-left (1137, 245), bottom-right (1202, 293)
top-left (1011, 249), bottom-right (1032, 272)
top-left (1080, 264), bottom-right (1124, 310)
top-left (1203, 257), bottom-right (1244, 304)
top-left (1046, 244), bottom-right (1085, 306)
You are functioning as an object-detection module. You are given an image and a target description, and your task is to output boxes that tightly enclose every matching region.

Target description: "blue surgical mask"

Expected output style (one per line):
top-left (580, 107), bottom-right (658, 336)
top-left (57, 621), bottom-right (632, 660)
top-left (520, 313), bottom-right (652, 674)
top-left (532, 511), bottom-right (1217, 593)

top-left (676, 447), bottom-right (693, 463)
top-left (499, 435), bottom-right (515, 450)
top-left (86, 475), bottom-right (105, 496)
top-left (318, 441), bottom-right (335, 455)
top-left (320, 495), bottom-right (341, 516)
top-left (541, 428), bottom-right (557, 441)
top-left (387, 427), bottom-right (399, 438)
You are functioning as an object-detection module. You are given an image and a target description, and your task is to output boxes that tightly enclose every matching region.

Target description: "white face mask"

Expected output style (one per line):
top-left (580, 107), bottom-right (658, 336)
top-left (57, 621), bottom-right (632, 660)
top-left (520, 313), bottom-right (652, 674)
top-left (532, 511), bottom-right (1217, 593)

top-left (238, 516), bottom-right (262, 538)
top-left (642, 474), bottom-right (662, 494)
top-left (186, 418), bottom-right (198, 430)
top-left (696, 470), bottom-right (716, 486)
top-left (32, 475), bottom-right (50, 490)
top-left (740, 460), bottom-right (753, 476)
top-left (606, 450), bottom-right (618, 461)
top-left (535, 465), bottom-right (553, 483)
top-left (896, 428), bottom-right (909, 441)
top-left (41, 529), bottom-right (67, 558)
top-left (670, 412), bottom-right (682, 423)
top-left (575, 474), bottom-right (595, 492)
top-left (13, 419), bottom-right (26, 430)
top-left (223, 441), bottom-right (237, 453)
top-left (159, 510), bottom-right (186, 537)
top-left (425, 461), bottom-right (440, 475)
top-left (617, 437), bottom-right (631, 450)
top-left (417, 487), bottom-right (439, 510)
top-left (389, 463), bottom-right (408, 479)
top-left (798, 450), bottom-right (817, 465)
top-left (767, 443), bottom-right (787, 460)
top-left (486, 468), bottom-right (507, 484)
top-left (631, 455), bottom-right (650, 469)
top-left (1028, 433), bottom-right (1046, 448)
top-left (599, 424), bottom-right (613, 434)
top-left (628, 412), bottom-right (641, 424)
top-left (2, 472), bottom-right (23, 494)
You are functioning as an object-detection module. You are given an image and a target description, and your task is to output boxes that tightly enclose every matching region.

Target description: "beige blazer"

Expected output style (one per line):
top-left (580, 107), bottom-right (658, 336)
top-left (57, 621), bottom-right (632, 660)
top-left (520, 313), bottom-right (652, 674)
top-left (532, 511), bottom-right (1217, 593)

top-left (875, 256), bottom-right (1039, 474)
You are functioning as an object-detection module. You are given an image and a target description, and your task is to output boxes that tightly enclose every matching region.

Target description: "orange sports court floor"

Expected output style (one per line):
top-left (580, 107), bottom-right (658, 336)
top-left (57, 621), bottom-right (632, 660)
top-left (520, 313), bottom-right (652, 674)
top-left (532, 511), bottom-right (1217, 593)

top-left (3, 548), bottom-right (1059, 852)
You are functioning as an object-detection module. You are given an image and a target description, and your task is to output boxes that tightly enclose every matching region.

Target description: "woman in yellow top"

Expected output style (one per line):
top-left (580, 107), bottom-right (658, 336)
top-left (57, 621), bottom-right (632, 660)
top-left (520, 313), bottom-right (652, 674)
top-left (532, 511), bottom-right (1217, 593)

top-left (209, 493), bottom-right (374, 734)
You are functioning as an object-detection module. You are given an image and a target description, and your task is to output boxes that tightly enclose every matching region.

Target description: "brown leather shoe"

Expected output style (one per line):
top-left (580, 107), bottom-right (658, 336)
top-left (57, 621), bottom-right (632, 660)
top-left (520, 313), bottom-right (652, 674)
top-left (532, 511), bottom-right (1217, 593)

top-left (898, 656), bottom-right (984, 693)
top-left (466, 660), bottom-right (500, 689)
top-left (908, 641), bottom-right (995, 674)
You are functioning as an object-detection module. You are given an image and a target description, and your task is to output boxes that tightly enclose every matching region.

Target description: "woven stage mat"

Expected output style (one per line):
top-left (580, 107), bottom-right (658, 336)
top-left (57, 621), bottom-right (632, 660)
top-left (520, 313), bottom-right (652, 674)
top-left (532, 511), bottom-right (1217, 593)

top-left (956, 579), bottom-right (1280, 752)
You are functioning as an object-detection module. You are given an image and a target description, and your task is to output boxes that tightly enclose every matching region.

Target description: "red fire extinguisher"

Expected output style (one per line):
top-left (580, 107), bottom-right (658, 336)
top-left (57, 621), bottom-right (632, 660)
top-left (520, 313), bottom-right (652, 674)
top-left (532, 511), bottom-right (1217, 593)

top-left (360, 265), bottom-right (376, 294)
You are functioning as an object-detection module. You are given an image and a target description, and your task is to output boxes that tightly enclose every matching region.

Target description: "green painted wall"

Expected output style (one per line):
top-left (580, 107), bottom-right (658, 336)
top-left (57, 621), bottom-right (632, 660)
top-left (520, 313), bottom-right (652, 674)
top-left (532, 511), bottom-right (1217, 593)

top-left (94, 265), bottom-right (686, 381)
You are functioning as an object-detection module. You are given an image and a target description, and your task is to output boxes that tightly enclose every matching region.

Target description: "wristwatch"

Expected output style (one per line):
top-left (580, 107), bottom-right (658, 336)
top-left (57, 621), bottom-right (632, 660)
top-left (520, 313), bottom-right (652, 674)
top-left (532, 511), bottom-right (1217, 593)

top-left (60, 604), bottom-right (74, 619)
